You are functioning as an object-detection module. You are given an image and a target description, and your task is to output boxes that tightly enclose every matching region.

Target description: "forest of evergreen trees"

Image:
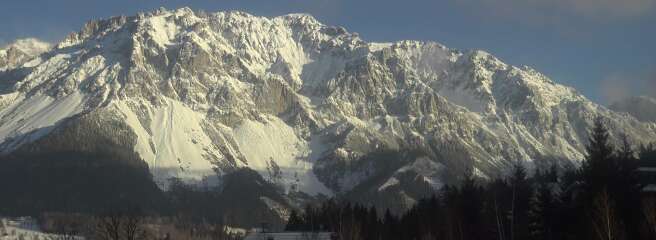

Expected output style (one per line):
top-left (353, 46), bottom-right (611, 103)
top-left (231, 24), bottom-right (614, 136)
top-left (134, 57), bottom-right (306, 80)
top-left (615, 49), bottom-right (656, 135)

top-left (285, 118), bottom-right (656, 240)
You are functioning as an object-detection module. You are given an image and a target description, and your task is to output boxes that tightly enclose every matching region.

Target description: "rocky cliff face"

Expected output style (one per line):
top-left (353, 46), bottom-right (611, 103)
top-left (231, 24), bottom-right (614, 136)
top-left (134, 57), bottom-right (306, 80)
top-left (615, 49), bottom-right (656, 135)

top-left (0, 7), bottom-right (654, 205)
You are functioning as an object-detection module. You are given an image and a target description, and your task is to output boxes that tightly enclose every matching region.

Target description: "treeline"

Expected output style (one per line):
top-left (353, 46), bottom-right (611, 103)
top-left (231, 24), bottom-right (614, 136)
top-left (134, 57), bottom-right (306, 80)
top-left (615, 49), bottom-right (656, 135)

top-left (286, 118), bottom-right (656, 240)
top-left (26, 167), bottom-right (291, 239)
top-left (0, 150), bottom-right (166, 215)
top-left (165, 168), bottom-right (292, 228)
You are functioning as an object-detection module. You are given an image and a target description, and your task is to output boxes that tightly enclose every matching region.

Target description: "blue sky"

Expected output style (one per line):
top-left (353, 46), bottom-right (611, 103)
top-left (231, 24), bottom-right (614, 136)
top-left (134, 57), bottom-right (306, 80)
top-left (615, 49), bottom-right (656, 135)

top-left (1, 0), bottom-right (654, 104)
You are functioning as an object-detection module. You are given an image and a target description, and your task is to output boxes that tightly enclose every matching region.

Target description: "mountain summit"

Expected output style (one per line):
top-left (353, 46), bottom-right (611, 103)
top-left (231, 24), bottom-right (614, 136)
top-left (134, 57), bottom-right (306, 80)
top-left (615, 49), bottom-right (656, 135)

top-left (0, 7), bottom-right (654, 203)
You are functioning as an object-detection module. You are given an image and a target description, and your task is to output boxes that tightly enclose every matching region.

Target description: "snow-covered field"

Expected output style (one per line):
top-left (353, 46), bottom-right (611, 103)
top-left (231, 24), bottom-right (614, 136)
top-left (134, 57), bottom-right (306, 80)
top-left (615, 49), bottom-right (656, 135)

top-left (0, 217), bottom-right (82, 240)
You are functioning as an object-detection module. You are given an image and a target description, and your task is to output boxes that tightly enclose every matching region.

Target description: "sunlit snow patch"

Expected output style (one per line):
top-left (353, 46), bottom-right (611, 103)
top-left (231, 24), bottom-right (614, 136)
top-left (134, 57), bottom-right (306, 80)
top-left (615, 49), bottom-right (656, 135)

top-left (233, 116), bottom-right (332, 196)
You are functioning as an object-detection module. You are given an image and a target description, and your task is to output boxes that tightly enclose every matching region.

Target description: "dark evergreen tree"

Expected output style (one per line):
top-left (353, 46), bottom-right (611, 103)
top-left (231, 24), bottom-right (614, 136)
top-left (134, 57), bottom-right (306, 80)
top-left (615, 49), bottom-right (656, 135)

top-left (279, 123), bottom-right (652, 239)
top-left (383, 209), bottom-right (399, 240)
top-left (613, 135), bottom-right (643, 240)
top-left (285, 210), bottom-right (303, 231)
top-left (577, 117), bottom-right (644, 239)
top-left (508, 162), bottom-right (532, 240)
top-left (363, 206), bottom-right (380, 240)
top-left (581, 117), bottom-right (616, 193)
top-left (529, 172), bottom-right (558, 240)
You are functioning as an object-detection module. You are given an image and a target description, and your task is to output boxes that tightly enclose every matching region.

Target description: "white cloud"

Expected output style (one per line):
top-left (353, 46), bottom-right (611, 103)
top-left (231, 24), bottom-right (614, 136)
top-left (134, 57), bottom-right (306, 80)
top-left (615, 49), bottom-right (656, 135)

top-left (599, 73), bottom-right (633, 103)
top-left (645, 70), bottom-right (656, 98)
top-left (599, 68), bottom-right (656, 103)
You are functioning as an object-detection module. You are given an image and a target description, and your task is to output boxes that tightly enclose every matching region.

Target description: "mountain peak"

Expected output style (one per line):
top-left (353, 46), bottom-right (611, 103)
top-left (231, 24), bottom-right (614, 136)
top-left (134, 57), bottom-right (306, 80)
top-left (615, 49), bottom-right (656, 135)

top-left (277, 13), bottom-right (321, 25)
top-left (0, 8), bottom-right (654, 198)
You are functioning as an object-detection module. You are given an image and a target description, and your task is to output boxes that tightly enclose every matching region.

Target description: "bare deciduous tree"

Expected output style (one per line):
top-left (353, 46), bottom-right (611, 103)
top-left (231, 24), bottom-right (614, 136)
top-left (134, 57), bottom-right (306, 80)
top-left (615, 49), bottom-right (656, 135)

top-left (94, 213), bottom-right (123, 240)
top-left (642, 197), bottom-right (656, 237)
top-left (122, 214), bottom-right (147, 240)
top-left (92, 211), bottom-right (147, 240)
top-left (0, 219), bottom-right (6, 236)
top-left (591, 189), bottom-right (625, 240)
top-left (336, 212), bottom-right (362, 240)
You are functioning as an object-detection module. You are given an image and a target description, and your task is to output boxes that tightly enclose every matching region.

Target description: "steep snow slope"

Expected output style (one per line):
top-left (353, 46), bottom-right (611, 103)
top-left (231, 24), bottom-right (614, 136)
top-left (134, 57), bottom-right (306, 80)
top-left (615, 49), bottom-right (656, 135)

top-left (0, 92), bottom-right (86, 152)
top-left (0, 7), bottom-right (654, 201)
top-left (233, 116), bottom-right (331, 195)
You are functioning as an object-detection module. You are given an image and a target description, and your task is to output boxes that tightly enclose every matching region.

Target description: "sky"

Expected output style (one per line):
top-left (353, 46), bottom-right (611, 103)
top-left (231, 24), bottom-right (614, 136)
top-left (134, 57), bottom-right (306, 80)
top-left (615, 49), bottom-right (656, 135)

top-left (1, 0), bottom-right (654, 104)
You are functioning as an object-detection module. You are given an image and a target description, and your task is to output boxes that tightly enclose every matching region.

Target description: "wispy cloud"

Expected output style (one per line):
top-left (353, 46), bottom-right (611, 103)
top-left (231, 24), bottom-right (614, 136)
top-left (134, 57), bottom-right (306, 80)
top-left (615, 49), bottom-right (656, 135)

top-left (565, 0), bottom-right (655, 18)
top-left (645, 70), bottom-right (656, 98)
top-left (0, 37), bottom-right (7, 48)
top-left (600, 73), bottom-right (633, 103)
top-left (599, 68), bottom-right (656, 103)
top-left (456, 0), bottom-right (656, 23)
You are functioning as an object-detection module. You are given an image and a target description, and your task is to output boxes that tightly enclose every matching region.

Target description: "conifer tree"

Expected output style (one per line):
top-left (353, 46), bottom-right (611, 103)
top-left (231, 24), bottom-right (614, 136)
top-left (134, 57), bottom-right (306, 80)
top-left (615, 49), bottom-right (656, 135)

top-left (613, 135), bottom-right (642, 240)
top-left (529, 179), bottom-right (557, 240)
top-left (383, 209), bottom-right (398, 240)
top-left (285, 210), bottom-right (303, 231)
top-left (508, 162), bottom-right (532, 240)
top-left (582, 117), bottom-right (616, 192)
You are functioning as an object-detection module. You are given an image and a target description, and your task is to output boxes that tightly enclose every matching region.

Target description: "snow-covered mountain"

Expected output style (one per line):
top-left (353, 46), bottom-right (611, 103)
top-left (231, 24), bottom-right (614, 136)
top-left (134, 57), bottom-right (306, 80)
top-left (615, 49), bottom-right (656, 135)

top-left (0, 7), bottom-right (654, 205)
top-left (610, 96), bottom-right (656, 123)
top-left (0, 38), bottom-right (51, 72)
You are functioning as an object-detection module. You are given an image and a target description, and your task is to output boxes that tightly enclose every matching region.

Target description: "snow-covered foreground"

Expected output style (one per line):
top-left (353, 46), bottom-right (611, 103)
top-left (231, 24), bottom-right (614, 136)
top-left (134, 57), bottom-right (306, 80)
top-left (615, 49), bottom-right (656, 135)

top-left (0, 217), bottom-right (82, 240)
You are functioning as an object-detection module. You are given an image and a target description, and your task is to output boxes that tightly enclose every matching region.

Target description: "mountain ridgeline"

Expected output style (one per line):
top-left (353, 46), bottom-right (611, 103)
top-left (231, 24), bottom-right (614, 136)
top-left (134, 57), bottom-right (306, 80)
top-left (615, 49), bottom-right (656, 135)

top-left (0, 7), bottom-right (655, 221)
